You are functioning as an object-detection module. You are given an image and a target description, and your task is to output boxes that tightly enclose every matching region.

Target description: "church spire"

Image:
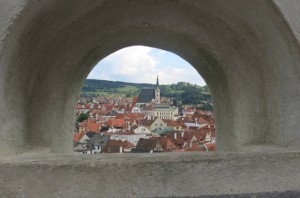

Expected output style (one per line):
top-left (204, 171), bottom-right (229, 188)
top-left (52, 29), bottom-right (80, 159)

top-left (155, 74), bottom-right (160, 104)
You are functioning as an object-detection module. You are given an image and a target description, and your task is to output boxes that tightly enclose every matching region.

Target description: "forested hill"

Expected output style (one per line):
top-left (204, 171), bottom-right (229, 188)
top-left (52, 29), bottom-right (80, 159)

top-left (81, 79), bottom-right (212, 106)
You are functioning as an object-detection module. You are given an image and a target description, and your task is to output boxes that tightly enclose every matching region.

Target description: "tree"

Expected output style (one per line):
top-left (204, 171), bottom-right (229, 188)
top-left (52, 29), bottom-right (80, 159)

top-left (77, 113), bottom-right (89, 123)
top-left (173, 99), bottom-right (178, 106)
top-left (197, 103), bottom-right (214, 111)
top-left (181, 86), bottom-right (204, 104)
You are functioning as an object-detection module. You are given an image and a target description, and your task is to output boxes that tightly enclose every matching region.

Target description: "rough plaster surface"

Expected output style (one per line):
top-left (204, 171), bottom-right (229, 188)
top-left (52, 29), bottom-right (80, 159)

top-left (1, 152), bottom-right (300, 197)
top-left (1, 0), bottom-right (300, 196)
top-left (0, 0), bottom-right (299, 153)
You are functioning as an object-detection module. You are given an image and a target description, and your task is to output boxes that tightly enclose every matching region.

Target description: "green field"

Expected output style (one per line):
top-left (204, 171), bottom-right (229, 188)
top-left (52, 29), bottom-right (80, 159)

top-left (81, 79), bottom-right (212, 107)
top-left (81, 84), bottom-right (140, 97)
top-left (116, 85), bottom-right (139, 93)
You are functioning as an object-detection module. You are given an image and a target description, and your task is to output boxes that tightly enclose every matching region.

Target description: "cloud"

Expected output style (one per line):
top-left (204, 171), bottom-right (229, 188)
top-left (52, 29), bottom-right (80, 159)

top-left (88, 46), bottom-right (206, 86)
top-left (157, 49), bottom-right (167, 54)
top-left (158, 67), bottom-right (206, 85)
top-left (95, 46), bottom-right (158, 83)
top-left (87, 71), bottom-right (111, 81)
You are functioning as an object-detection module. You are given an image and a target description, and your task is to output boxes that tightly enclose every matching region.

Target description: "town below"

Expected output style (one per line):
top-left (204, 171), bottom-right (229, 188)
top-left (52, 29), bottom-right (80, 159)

top-left (74, 78), bottom-right (215, 154)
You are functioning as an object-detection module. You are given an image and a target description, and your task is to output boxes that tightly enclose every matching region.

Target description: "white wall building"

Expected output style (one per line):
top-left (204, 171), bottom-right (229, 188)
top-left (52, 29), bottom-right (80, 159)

top-left (110, 133), bottom-right (148, 146)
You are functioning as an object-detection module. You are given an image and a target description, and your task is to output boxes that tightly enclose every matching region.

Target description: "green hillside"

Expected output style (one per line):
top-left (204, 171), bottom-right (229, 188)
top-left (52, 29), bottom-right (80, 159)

top-left (81, 79), bottom-right (212, 109)
top-left (81, 79), bottom-right (152, 97)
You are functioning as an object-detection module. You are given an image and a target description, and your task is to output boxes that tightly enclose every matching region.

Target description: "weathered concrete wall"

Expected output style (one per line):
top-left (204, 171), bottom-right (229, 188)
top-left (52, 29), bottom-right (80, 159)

top-left (270, 0), bottom-right (300, 149)
top-left (0, 0), bottom-right (28, 155)
top-left (1, 152), bottom-right (300, 197)
top-left (1, 0), bottom-right (300, 153)
top-left (1, 0), bottom-right (300, 196)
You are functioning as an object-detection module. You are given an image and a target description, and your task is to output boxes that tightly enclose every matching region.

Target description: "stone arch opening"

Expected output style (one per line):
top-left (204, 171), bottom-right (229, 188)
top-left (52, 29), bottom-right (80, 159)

top-left (1, 0), bottom-right (300, 155)
top-left (74, 41), bottom-right (226, 154)
top-left (75, 45), bottom-right (213, 154)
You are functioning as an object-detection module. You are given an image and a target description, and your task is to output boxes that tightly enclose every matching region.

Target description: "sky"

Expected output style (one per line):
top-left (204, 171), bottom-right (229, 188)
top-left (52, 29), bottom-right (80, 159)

top-left (87, 46), bottom-right (206, 86)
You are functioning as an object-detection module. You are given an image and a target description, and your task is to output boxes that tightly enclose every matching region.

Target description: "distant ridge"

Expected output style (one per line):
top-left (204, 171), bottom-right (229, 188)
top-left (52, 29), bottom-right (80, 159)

top-left (81, 79), bottom-right (212, 109)
top-left (85, 79), bottom-right (156, 88)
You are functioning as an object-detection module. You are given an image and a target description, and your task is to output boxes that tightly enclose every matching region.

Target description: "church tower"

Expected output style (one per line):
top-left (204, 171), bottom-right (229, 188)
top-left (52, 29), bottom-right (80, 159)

top-left (155, 75), bottom-right (160, 104)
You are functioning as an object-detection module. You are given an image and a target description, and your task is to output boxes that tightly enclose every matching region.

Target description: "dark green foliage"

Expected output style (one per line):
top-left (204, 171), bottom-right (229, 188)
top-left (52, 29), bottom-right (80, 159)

top-left (81, 79), bottom-right (211, 106)
top-left (197, 103), bottom-right (214, 111)
top-left (173, 99), bottom-right (178, 106)
top-left (82, 79), bottom-right (152, 94)
top-left (161, 82), bottom-right (211, 105)
top-left (77, 113), bottom-right (89, 123)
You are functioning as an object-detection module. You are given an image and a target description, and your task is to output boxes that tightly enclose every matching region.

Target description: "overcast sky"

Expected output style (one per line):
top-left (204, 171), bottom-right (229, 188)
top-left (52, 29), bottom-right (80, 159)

top-left (87, 46), bottom-right (206, 86)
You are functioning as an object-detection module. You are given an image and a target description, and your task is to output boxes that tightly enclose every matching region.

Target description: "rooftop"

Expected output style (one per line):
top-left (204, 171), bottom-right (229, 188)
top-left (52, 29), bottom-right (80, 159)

top-left (137, 88), bottom-right (155, 103)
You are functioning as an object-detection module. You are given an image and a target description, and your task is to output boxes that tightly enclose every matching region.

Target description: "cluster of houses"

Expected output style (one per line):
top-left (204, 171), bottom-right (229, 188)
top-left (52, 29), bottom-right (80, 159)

top-left (74, 77), bottom-right (215, 154)
top-left (74, 106), bottom-right (215, 154)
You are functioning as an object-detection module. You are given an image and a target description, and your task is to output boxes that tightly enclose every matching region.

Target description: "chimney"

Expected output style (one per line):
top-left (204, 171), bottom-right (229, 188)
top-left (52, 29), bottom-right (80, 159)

top-left (174, 132), bottom-right (177, 140)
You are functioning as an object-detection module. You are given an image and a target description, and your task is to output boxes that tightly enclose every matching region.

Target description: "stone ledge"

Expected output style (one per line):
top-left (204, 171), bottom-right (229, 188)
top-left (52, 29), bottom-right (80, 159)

top-left (167, 191), bottom-right (300, 198)
top-left (0, 151), bottom-right (299, 197)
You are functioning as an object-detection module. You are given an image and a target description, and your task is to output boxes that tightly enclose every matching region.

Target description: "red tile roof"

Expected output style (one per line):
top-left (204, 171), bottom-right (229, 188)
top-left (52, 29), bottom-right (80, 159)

top-left (107, 119), bottom-right (126, 128)
top-left (183, 108), bottom-right (195, 113)
top-left (205, 143), bottom-right (216, 151)
top-left (150, 137), bottom-right (177, 151)
top-left (73, 133), bottom-right (81, 142)
top-left (124, 104), bottom-right (132, 112)
top-left (192, 114), bottom-right (215, 124)
top-left (107, 139), bottom-right (135, 148)
top-left (132, 96), bottom-right (138, 106)
top-left (79, 119), bottom-right (101, 132)
top-left (163, 119), bottom-right (182, 127)
top-left (76, 104), bottom-right (85, 109)
top-left (195, 118), bottom-right (209, 124)
top-left (116, 113), bottom-right (145, 120)
top-left (101, 140), bottom-right (135, 153)
top-left (166, 130), bottom-right (214, 147)
top-left (177, 117), bottom-right (193, 124)
top-left (183, 143), bottom-right (206, 152)
top-left (141, 117), bottom-right (161, 127)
